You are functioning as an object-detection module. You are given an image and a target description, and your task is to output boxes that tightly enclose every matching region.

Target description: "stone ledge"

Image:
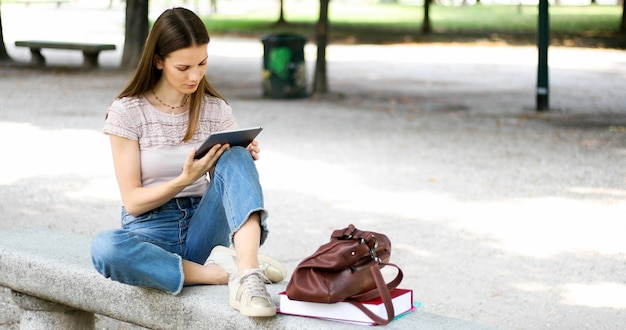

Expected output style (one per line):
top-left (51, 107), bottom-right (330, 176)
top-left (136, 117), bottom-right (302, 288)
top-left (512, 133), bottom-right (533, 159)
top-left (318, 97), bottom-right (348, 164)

top-left (0, 228), bottom-right (491, 329)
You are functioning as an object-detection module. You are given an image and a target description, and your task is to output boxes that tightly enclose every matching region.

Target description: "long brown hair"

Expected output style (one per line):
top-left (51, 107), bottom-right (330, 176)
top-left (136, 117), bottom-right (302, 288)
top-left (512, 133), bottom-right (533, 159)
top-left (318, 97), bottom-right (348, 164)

top-left (118, 7), bottom-right (226, 142)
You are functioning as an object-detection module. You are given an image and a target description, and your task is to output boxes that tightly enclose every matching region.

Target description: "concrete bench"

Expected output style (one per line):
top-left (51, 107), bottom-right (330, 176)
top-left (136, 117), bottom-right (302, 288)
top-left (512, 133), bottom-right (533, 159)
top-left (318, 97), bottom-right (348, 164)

top-left (0, 228), bottom-right (489, 329)
top-left (14, 40), bottom-right (116, 69)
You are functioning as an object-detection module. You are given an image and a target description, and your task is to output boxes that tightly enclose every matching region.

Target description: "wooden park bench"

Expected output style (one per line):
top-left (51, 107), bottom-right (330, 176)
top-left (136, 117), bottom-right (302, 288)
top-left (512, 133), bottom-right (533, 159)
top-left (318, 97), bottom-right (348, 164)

top-left (14, 40), bottom-right (116, 69)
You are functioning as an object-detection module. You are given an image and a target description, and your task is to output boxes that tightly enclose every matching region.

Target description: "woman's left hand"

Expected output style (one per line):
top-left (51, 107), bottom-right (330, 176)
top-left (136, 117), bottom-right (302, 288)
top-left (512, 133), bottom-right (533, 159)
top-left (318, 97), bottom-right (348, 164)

top-left (247, 139), bottom-right (260, 160)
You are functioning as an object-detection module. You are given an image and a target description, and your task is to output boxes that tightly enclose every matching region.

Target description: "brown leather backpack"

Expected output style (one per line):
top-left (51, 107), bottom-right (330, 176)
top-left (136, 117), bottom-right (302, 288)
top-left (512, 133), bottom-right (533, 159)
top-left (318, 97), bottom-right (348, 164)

top-left (285, 224), bottom-right (403, 325)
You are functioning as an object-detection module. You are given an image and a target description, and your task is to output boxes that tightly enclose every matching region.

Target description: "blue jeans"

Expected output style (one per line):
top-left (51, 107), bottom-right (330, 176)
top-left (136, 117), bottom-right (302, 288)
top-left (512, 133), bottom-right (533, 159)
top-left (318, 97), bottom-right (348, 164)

top-left (90, 147), bottom-right (269, 294)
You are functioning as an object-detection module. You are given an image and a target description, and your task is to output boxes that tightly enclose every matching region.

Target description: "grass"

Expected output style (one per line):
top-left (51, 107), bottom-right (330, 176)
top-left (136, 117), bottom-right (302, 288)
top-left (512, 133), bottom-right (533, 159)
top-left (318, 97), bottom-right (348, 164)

top-left (202, 2), bottom-right (625, 48)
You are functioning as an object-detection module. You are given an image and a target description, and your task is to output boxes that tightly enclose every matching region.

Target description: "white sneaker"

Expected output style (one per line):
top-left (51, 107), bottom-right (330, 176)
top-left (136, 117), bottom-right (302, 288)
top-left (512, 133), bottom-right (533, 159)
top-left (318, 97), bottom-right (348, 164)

top-left (229, 269), bottom-right (276, 317)
top-left (209, 245), bottom-right (287, 283)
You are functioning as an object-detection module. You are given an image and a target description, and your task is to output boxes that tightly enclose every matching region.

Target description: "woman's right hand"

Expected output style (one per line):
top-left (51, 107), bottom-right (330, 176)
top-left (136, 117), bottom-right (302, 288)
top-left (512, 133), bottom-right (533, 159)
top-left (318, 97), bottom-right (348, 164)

top-left (110, 135), bottom-right (231, 217)
top-left (182, 143), bottom-right (230, 182)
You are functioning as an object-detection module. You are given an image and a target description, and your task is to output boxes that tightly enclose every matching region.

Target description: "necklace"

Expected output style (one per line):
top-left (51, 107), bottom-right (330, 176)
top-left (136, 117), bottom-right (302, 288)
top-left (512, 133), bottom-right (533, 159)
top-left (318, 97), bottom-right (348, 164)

top-left (152, 90), bottom-right (189, 114)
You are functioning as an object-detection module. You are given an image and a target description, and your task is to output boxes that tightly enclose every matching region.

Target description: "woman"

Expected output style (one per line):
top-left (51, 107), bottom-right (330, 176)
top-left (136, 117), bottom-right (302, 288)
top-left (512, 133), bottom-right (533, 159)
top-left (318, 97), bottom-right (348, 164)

top-left (90, 7), bottom-right (285, 318)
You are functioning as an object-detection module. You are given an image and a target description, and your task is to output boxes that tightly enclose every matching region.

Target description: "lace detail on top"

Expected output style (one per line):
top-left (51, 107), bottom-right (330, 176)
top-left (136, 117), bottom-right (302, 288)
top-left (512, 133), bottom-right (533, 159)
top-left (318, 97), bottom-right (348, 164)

top-left (103, 95), bottom-right (237, 148)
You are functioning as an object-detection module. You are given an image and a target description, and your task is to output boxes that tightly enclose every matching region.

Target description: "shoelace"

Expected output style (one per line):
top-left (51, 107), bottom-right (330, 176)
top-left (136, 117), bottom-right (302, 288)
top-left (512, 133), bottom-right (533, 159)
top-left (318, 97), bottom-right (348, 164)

top-left (239, 270), bottom-right (271, 299)
top-left (259, 263), bottom-right (271, 273)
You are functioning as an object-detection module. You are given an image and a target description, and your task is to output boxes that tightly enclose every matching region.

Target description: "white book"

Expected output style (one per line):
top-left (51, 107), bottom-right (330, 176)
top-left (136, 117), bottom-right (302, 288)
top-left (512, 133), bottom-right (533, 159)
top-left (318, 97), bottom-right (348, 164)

top-left (278, 288), bottom-right (415, 325)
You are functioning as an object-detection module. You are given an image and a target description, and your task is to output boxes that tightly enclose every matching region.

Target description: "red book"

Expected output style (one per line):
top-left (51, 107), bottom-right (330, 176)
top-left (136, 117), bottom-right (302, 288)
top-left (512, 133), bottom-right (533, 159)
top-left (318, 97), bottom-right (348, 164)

top-left (277, 288), bottom-right (416, 325)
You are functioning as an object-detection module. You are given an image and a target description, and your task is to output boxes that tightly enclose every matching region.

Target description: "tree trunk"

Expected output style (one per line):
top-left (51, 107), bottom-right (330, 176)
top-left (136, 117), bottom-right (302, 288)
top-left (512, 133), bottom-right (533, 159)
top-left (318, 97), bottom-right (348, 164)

top-left (312, 0), bottom-right (329, 94)
top-left (422, 0), bottom-right (431, 33)
top-left (121, 0), bottom-right (149, 70)
top-left (0, 4), bottom-right (12, 61)
top-left (276, 0), bottom-right (286, 25)
top-left (622, 0), bottom-right (626, 33)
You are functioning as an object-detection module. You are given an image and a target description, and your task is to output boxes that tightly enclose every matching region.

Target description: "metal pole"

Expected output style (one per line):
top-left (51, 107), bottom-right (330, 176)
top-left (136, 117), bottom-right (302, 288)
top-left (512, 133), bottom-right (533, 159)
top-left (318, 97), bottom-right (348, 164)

top-left (536, 0), bottom-right (549, 111)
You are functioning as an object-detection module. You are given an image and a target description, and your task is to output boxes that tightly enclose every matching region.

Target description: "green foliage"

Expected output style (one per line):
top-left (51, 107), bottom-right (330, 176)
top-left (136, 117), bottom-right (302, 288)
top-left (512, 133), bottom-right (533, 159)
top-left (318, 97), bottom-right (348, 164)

top-left (431, 5), bottom-right (621, 32)
top-left (202, 3), bottom-right (622, 35)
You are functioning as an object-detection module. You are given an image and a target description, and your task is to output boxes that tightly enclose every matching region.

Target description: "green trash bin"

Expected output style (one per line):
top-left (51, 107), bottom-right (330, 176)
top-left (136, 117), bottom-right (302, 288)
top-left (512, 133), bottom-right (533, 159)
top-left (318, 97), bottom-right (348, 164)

top-left (261, 34), bottom-right (308, 98)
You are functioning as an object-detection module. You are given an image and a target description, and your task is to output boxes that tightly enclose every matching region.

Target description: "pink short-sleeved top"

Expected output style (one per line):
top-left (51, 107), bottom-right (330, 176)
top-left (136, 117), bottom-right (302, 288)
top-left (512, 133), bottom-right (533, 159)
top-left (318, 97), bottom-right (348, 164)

top-left (103, 95), bottom-right (237, 197)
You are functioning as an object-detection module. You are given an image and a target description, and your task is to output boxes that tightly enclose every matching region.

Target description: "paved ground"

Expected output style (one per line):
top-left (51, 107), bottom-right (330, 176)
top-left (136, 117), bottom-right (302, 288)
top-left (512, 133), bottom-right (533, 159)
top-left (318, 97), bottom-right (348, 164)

top-left (1, 1), bottom-right (626, 329)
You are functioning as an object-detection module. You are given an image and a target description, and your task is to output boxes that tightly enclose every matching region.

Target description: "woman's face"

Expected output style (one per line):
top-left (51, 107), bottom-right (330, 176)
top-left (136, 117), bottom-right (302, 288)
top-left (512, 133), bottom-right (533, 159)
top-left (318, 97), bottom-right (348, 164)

top-left (155, 44), bottom-right (208, 94)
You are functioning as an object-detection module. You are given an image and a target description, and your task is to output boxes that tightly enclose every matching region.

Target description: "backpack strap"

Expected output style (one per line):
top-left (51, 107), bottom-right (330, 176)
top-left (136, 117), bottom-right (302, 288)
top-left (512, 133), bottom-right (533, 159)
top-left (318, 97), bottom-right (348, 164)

top-left (350, 262), bottom-right (403, 302)
top-left (347, 262), bottom-right (399, 325)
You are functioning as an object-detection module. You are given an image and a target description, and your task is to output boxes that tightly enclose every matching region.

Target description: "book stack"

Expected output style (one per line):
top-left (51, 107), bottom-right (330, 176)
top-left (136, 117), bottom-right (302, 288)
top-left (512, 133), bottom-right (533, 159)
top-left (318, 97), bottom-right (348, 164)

top-left (277, 288), bottom-right (416, 325)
